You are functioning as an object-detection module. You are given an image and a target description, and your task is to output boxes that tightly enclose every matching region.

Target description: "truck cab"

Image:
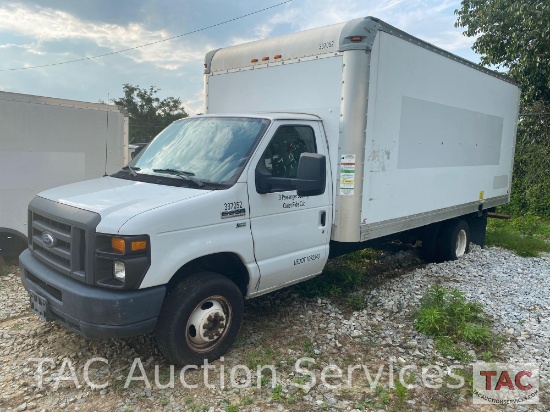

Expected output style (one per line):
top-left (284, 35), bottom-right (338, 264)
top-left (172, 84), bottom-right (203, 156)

top-left (20, 113), bottom-right (331, 365)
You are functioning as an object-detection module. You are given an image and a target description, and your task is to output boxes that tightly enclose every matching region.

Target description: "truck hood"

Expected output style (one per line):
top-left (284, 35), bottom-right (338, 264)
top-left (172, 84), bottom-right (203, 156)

top-left (38, 176), bottom-right (209, 225)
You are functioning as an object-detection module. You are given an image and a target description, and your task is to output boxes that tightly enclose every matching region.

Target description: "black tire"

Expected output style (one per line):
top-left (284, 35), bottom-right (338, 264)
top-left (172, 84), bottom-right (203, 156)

top-left (437, 219), bottom-right (470, 262)
top-left (155, 272), bottom-right (244, 366)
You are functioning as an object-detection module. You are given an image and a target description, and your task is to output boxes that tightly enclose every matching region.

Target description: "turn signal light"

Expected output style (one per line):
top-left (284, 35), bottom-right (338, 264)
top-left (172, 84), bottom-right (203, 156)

top-left (131, 240), bottom-right (147, 251)
top-left (351, 36), bottom-right (362, 42)
top-left (251, 58), bottom-right (258, 63)
top-left (262, 56), bottom-right (269, 61)
top-left (111, 237), bottom-right (125, 254)
top-left (274, 54), bottom-right (282, 59)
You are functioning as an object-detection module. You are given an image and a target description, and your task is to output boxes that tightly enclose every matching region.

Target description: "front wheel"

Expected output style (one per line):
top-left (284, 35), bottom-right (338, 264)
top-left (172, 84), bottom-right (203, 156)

top-left (437, 219), bottom-right (470, 261)
top-left (155, 272), bottom-right (244, 366)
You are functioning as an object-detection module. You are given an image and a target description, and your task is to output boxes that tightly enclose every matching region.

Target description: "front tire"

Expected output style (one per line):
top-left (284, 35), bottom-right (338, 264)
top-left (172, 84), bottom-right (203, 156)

top-left (437, 219), bottom-right (470, 261)
top-left (155, 272), bottom-right (244, 366)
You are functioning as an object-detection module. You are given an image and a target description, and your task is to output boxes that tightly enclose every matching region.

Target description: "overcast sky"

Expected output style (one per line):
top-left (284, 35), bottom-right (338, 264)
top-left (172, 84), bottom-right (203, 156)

top-left (0, 0), bottom-right (478, 113)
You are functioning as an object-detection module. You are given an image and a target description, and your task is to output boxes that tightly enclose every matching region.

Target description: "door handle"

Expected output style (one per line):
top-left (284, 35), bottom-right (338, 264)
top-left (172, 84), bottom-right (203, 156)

top-left (320, 211), bottom-right (326, 227)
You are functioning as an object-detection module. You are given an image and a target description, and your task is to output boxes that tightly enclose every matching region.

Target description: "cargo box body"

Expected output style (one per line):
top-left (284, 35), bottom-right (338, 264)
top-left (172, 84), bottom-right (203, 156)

top-left (204, 17), bottom-right (520, 242)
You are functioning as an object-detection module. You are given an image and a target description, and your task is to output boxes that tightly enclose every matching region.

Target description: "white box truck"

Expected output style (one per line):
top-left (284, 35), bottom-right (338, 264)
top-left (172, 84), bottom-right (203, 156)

top-left (0, 92), bottom-right (129, 265)
top-left (19, 17), bottom-right (520, 366)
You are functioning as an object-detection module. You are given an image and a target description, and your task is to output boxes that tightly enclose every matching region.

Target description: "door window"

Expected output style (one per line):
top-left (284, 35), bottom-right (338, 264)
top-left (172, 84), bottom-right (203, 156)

top-left (258, 125), bottom-right (317, 178)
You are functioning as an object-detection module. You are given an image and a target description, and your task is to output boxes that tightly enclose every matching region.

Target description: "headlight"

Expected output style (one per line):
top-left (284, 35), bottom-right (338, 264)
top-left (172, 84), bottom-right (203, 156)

top-left (113, 261), bottom-right (126, 282)
top-left (95, 234), bottom-right (151, 289)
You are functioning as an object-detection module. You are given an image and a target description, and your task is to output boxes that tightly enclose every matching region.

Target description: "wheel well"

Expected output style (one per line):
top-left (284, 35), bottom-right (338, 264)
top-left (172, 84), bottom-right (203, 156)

top-left (0, 228), bottom-right (28, 258)
top-left (167, 253), bottom-right (250, 296)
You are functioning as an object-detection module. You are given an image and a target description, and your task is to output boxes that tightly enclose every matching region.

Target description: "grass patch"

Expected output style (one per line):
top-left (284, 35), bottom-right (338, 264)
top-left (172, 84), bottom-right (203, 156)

top-left (345, 292), bottom-right (367, 311)
top-left (392, 379), bottom-right (409, 410)
top-left (243, 343), bottom-right (275, 369)
top-left (486, 215), bottom-right (550, 257)
top-left (415, 285), bottom-right (503, 362)
top-left (272, 384), bottom-right (284, 401)
top-left (290, 249), bottom-right (381, 298)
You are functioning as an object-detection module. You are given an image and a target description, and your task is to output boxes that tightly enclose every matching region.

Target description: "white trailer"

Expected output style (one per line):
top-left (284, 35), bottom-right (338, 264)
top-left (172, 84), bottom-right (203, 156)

top-left (0, 91), bottom-right (129, 262)
top-left (18, 17), bottom-right (520, 366)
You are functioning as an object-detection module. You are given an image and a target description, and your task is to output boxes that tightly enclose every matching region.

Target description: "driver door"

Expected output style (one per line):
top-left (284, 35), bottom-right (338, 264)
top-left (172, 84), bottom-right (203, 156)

top-left (247, 121), bottom-right (332, 294)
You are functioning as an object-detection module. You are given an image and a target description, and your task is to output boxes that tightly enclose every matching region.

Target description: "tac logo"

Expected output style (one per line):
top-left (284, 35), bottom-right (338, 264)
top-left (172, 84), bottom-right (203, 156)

top-left (473, 363), bottom-right (539, 405)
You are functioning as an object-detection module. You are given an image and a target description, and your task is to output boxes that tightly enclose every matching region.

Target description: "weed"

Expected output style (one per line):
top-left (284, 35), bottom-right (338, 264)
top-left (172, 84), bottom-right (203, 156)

top-left (486, 217), bottom-right (550, 257)
top-left (10, 323), bottom-right (23, 330)
top-left (112, 369), bottom-right (132, 393)
top-left (511, 213), bottom-right (541, 237)
top-left (395, 380), bottom-right (409, 404)
top-left (354, 397), bottom-right (373, 408)
top-left (375, 384), bottom-right (391, 405)
top-left (303, 338), bottom-right (315, 357)
top-left (225, 405), bottom-right (239, 412)
top-left (272, 384), bottom-right (284, 401)
top-left (259, 375), bottom-right (269, 388)
top-left (292, 376), bottom-right (310, 386)
top-left (346, 292), bottom-right (367, 311)
top-left (415, 285), bottom-right (503, 361)
top-left (290, 249), bottom-right (380, 298)
top-left (244, 345), bottom-right (275, 369)
top-left (435, 338), bottom-right (472, 363)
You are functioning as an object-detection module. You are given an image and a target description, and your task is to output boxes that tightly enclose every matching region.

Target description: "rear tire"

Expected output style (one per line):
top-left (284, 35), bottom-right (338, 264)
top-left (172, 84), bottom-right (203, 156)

top-left (437, 219), bottom-right (470, 261)
top-left (155, 272), bottom-right (244, 366)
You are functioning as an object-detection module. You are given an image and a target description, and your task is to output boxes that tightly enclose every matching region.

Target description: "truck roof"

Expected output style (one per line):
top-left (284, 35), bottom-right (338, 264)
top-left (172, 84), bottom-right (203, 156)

top-left (194, 113), bottom-right (321, 121)
top-left (205, 16), bottom-right (516, 86)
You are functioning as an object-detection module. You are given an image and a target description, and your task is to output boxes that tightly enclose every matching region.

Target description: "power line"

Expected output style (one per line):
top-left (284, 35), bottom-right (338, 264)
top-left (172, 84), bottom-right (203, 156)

top-left (0, 0), bottom-right (293, 72)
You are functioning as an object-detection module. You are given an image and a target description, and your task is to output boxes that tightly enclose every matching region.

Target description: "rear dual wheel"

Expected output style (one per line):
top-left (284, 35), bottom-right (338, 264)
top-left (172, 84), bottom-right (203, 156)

top-left (437, 219), bottom-right (470, 261)
top-left (422, 219), bottom-right (471, 262)
top-left (155, 272), bottom-right (244, 366)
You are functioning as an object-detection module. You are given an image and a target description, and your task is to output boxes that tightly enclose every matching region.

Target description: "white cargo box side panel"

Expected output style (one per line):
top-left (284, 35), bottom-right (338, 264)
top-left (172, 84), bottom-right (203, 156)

top-left (0, 93), bottom-right (127, 239)
top-left (360, 32), bottom-right (520, 239)
top-left (206, 56), bottom-right (343, 174)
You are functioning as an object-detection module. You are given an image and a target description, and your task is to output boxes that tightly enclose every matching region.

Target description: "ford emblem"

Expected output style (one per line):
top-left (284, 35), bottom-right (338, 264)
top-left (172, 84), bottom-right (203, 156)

top-left (41, 232), bottom-right (56, 249)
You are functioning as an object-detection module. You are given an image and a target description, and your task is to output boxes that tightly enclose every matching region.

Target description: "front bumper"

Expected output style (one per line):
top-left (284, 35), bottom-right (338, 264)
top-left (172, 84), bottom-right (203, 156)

top-left (19, 249), bottom-right (166, 339)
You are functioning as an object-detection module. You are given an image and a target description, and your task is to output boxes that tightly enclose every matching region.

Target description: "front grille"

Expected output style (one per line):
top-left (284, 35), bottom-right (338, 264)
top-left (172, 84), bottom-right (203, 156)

top-left (30, 212), bottom-right (87, 282)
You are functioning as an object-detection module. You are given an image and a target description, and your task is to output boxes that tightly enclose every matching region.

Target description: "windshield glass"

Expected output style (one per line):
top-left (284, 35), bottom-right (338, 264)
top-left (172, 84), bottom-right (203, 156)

top-left (127, 117), bottom-right (270, 186)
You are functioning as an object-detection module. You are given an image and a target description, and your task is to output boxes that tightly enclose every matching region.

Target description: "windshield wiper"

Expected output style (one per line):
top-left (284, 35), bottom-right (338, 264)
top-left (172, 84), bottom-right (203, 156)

top-left (153, 168), bottom-right (204, 188)
top-left (122, 166), bottom-right (141, 177)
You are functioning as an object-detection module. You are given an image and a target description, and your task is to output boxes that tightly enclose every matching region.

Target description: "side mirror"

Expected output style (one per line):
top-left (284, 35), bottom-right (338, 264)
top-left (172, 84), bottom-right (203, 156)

top-left (255, 153), bottom-right (326, 196)
top-left (295, 153), bottom-right (326, 196)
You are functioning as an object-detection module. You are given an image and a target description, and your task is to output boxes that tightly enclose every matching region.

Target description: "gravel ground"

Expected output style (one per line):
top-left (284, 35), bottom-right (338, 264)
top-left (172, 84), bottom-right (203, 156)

top-left (0, 245), bottom-right (548, 412)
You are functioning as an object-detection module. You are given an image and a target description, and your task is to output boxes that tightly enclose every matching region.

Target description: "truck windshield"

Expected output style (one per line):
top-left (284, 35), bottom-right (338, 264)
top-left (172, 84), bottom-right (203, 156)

top-left (127, 117), bottom-right (270, 187)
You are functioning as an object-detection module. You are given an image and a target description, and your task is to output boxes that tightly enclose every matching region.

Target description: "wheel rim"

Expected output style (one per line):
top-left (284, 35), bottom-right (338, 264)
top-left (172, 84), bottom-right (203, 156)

top-left (455, 229), bottom-right (467, 257)
top-left (185, 296), bottom-right (232, 352)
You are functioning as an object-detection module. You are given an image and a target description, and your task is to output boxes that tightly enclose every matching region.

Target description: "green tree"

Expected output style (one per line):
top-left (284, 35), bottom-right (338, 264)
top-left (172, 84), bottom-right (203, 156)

top-left (456, 1), bottom-right (550, 218)
top-left (507, 101), bottom-right (550, 217)
top-left (112, 84), bottom-right (188, 144)
top-left (455, 0), bottom-right (550, 104)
